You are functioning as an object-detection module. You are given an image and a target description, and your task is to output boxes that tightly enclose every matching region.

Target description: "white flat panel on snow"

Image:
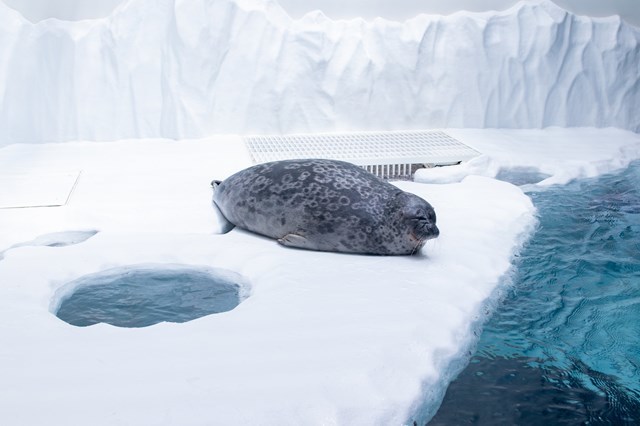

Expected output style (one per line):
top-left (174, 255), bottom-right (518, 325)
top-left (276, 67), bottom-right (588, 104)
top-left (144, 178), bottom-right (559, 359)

top-left (0, 171), bottom-right (81, 208)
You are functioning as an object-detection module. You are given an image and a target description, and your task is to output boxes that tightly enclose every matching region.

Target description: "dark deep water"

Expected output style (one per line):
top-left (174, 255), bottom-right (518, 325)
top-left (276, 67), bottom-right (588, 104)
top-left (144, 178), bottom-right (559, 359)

top-left (428, 161), bottom-right (640, 425)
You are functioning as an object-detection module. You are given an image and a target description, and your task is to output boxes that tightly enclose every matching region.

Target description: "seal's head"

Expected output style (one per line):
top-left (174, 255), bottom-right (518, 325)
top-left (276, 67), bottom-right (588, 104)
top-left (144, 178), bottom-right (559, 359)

top-left (394, 192), bottom-right (439, 253)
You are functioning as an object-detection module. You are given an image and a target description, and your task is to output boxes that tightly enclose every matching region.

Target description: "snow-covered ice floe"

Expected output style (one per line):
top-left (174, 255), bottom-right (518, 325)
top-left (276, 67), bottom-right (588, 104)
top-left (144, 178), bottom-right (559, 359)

top-left (1, 128), bottom-right (639, 425)
top-left (416, 128), bottom-right (640, 188)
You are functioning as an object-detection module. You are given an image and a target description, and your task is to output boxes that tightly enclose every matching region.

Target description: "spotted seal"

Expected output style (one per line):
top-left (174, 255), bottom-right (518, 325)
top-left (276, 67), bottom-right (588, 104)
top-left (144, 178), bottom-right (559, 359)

top-left (211, 159), bottom-right (439, 255)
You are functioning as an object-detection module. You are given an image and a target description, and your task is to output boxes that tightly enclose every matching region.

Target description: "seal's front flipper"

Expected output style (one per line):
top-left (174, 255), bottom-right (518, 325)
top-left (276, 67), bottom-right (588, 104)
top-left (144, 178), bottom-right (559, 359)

top-left (278, 233), bottom-right (313, 250)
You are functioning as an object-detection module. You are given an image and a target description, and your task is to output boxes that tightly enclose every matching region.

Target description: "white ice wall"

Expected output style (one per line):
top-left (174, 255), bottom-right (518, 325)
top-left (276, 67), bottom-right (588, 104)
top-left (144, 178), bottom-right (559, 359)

top-left (0, 0), bottom-right (638, 146)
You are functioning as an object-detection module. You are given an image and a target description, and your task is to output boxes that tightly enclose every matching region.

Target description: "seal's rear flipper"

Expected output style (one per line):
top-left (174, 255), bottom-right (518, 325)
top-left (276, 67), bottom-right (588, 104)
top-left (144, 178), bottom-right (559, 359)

top-left (214, 212), bottom-right (235, 234)
top-left (211, 180), bottom-right (234, 234)
top-left (211, 202), bottom-right (234, 234)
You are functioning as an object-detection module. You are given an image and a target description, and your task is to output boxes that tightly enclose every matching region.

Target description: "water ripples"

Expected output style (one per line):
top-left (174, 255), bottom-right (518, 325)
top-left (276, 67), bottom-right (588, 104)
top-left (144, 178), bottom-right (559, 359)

top-left (429, 161), bottom-right (640, 424)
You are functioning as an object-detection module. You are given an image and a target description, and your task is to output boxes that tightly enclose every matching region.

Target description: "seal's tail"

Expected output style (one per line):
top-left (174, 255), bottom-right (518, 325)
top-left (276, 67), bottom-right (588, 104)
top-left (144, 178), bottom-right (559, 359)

top-left (210, 179), bottom-right (235, 234)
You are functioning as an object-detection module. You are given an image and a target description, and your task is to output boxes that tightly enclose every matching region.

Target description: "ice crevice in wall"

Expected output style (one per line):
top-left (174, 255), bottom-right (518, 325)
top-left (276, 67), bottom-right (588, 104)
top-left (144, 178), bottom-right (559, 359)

top-left (0, 0), bottom-right (638, 146)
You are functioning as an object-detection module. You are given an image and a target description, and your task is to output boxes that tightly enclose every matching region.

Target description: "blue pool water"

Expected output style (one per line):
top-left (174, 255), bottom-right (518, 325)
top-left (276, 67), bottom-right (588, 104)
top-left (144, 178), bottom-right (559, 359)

top-left (429, 161), bottom-right (640, 424)
top-left (55, 266), bottom-right (243, 328)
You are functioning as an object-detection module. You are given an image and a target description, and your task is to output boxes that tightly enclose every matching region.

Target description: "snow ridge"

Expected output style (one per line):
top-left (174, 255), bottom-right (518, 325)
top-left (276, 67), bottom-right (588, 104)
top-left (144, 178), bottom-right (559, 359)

top-left (0, 0), bottom-right (638, 145)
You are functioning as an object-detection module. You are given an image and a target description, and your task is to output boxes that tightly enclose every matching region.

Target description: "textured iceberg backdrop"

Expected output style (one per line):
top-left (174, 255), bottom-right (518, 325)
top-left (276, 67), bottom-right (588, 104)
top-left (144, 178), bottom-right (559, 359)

top-left (0, 0), bottom-right (639, 146)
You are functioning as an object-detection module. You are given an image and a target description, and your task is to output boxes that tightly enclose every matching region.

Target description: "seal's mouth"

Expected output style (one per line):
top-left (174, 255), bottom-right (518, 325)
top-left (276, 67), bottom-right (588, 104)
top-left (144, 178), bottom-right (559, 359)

top-left (413, 220), bottom-right (439, 241)
top-left (409, 223), bottom-right (439, 255)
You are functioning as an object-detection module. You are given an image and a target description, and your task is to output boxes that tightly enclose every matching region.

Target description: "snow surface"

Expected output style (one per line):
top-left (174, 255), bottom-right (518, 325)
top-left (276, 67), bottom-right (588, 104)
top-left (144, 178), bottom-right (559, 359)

top-left (416, 127), bottom-right (640, 187)
top-left (0, 0), bottom-right (639, 147)
top-left (1, 129), bottom-right (640, 424)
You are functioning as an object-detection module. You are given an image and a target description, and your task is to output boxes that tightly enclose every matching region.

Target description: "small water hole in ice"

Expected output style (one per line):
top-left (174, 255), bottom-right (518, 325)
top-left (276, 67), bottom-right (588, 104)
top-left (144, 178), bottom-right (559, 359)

top-left (54, 265), bottom-right (247, 328)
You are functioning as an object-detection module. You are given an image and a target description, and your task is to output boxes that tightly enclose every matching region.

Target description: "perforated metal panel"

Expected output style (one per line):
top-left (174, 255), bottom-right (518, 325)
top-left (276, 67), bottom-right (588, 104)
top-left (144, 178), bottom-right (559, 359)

top-left (244, 130), bottom-right (480, 180)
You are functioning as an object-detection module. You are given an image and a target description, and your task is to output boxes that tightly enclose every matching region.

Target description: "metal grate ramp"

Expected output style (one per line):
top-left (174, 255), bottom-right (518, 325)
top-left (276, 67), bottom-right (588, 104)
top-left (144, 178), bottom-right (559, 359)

top-left (244, 130), bottom-right (480, 180)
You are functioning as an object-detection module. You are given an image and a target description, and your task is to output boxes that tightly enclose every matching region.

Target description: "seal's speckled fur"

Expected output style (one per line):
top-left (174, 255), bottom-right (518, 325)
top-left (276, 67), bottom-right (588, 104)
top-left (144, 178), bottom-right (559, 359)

top-left (212, 159), bottom-right (439, 255)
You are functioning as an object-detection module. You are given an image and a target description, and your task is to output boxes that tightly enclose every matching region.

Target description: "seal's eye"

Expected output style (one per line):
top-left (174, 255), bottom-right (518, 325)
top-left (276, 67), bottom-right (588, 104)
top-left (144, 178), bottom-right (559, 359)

top-left (405, 206), bottom-right (428, 221)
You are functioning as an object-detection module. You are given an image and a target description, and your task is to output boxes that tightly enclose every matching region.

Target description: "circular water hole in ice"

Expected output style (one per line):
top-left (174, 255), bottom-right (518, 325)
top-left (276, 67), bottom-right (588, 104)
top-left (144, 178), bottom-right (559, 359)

top-left (52, 264), bottom-right (248, 328)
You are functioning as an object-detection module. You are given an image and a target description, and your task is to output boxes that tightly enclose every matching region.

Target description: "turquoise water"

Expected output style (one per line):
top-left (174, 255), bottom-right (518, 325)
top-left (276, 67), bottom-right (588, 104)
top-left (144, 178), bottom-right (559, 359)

top-left (430, 161), bottom-right (640, 424)
top-left (56, 267), bottom-right (242, 328)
